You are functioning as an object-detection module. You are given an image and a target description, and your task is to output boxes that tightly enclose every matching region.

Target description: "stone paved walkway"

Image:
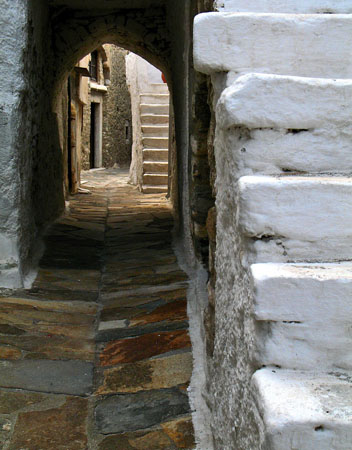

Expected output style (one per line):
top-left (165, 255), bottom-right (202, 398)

top-left (0, 169), bottom-right (195, 449)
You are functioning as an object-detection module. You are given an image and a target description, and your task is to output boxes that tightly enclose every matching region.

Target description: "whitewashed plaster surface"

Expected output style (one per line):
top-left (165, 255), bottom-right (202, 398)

top-left (194, 6), bottom-right (352, 446)
top-left (252, 263), bottom-right (352, 370)
top-left (252, 369), bottom-right (352, 450)
top-left (217, 74), bottom-right (352, 130)
top-left (215, 0), bottom-right (352, 13)
top-left (194, 13), bottom-right (352, 78)
top-left (238, 176), bottom-right (352, 262)
top-left (0, 0), bottom-right (28, 287)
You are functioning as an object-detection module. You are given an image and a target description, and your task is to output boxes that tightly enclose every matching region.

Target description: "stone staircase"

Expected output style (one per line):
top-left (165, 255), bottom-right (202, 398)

top-left (140, 83), bottom-right (169, 193)
top-left (194, 7), bottom-right (352, 449)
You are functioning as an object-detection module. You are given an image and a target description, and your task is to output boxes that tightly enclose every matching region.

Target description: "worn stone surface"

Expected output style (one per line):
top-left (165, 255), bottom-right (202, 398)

top-left (95, 388), bottom-right (191, 434)
top-left (8, 396), bottom-right (88, 450)
top-left (0, 360), bottom-right (93, 395)
top-left (0, 170), bottom-right (194, 448)
top-left (100, 329), bottom-right (191, 366)
top-left (97, 352), bottom-right (193, 394)
top-left (98, 429), bottom-right (176, 450)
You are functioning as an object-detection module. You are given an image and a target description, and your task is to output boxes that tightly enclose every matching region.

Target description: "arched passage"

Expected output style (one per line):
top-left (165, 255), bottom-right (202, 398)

top-left (0, 1), bottom-right (216, 447)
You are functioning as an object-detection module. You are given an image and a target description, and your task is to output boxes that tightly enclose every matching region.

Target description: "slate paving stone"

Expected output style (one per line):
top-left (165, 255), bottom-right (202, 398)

top-left (98, 287), bottom-right (187, 310)
top-left (100, 330), bottom-right (191, 366)
top-left (161, 416), bottom-right (196, 449)
top-left (0, 335), bottom-right (95, 361)
top-left (0, 360), bottom-right (93, 394)
top-left (8, 396), bottom-right (88, 450)
top-left (0, 170), bottom-right (194, 448)
top-left (98, 429), bottom-right (177, 449)
top-left (97, 352), bottom-right (193, 394)
top-left (95, 388), bottom-right (191, 434)
top-left (0, 345), bottom-right (22, 360)
top-left (0, 389), bottom-right (55, 414)
top-left (96, 319), bottom-right (189, 342)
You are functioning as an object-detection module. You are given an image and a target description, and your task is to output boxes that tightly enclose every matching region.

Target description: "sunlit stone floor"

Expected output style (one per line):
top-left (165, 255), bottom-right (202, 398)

top-left (0, 169), bottom-right (195, 449)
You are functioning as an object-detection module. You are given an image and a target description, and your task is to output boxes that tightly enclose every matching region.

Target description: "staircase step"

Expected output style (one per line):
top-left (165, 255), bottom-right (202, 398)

top-left (252, 368), bottom-right (352, 450)
top-left (194, 13), bottom-right (352, 78)
top-left (216, 0), bottom-right (352, 13)
top-left (238, 175), bottom-right (352, 262)
top-left (140, 104), bottom-right (169, 115)
top-left (142, 125), bottom-right (169, 137)
top-left (141, 114), bottom-right (169, 125)
top-left (143, 174), bottom-right (168, 185)
top-left (143, 162), bottom-right (168, 174)
top-left (251, 262), bottom-right (352, 370)
top-left (140, 94), bottom-right (169, 105)
top-left (217, 74), bottom-right (352, 174)
top-left (142, 137), bottom-right (168, 149)
top-left (142, 185), bottom-right (168, 194)
top-left (149, 83), bottom-right (169, 94)
top-left (143, 149), bottom-right (168, 162)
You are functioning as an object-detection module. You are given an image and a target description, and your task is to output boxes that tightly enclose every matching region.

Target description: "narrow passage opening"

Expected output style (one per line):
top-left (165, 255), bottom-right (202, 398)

top-left (0, 44), bottom-right (194, 449)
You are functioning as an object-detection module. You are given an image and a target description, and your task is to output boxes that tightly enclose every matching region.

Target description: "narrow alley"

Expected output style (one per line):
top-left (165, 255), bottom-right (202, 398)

top-left (0, 170), bottom-right (195, 449)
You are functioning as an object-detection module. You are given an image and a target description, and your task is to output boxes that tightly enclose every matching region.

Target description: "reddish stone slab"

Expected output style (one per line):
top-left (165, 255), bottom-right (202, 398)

top-left (100, 329), bottom-right (191, 366)
top-left (129, 300), bottom-right (188, 327)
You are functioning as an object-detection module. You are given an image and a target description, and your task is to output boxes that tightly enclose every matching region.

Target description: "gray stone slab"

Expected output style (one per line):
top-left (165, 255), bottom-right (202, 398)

top-left (95, 387), bottom-right (191, 434)
top-left (0, 360), bottom-right (93, 395)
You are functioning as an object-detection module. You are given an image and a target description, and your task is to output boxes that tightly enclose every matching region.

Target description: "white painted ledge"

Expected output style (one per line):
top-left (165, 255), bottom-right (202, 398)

top-left (252, 368), bottom-right (352, 450)
top-left (217, 73), bottom-right (352, 130)
top-left (215, 0), bottom-right (352, 14)
top-left (238, 176), bottom-right (352, 262)
top-left (251, 263), bottom-right (352, 370)
top-left (194, 13), bottom-right (352, 78)
top-left (90, 81), bottom-right (108, 92)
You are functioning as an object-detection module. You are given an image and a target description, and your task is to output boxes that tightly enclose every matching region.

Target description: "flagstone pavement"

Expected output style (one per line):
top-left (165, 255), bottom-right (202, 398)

top-left (0, 169), bottom-right (195, 449)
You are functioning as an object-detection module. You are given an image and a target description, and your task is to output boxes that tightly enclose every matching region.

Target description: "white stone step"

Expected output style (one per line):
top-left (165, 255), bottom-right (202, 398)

top-left (218, 74), bottom-right (352, 131)
top-left (142, 137), bottom-right (168, 149)
top-left (216, 74), bottom-right (352, 175)
top-left (142, 125), bottom-right (169, 137)
top-left (140, 94), bottom-right (169, 105)
top-left (149, 83), bottom-right (169, 94)
top-left (143, 149), bottom-right (168, 162)
top-left (141, 114), bottom-right (169, 125)
top-left (216, 0), bottom-right (352, 13)
top-left (194, 13), bottom-right (352, 78)
top-left (140, 103), bottom-right (169, 115)
top-left (142, 185), bottom-right (168, 194)
top-left (251, 262), bottom-right (352, 370)
top-left (143, 162), bottom-right (168, 174)
top-left (238, 175), bottom-right (352, 262)
top-left (143, 173), bottom-right (168, 185)
top-left (252, 368), bottom-right (352, 450)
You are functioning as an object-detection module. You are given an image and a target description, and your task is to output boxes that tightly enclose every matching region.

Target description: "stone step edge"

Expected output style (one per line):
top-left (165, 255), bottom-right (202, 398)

top-left (252, 367), bottom-right (352, 448)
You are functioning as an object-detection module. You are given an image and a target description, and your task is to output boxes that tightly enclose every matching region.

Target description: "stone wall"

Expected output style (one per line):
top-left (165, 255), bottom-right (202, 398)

top-left (81, 45), bottom-right (132, 170)
top-left (102, 45), bottom-right (132, 168)
top-left (0, 0), bottom-right (65, 288)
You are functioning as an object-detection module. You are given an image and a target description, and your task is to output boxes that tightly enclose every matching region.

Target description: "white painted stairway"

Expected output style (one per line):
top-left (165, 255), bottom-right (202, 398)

top-left (140, 83), bottom-right (169, 193)
top-left (194, 7), bottom-right (352, 449)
